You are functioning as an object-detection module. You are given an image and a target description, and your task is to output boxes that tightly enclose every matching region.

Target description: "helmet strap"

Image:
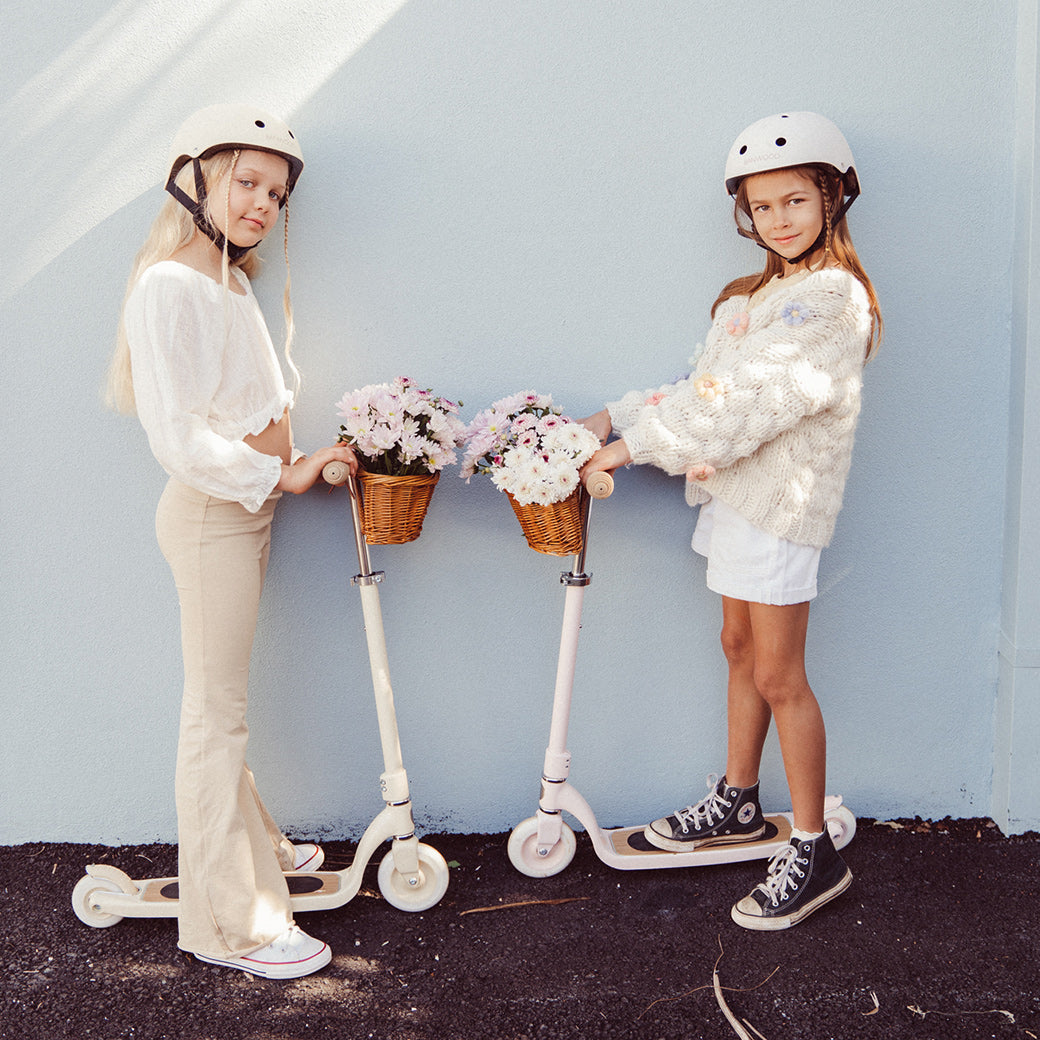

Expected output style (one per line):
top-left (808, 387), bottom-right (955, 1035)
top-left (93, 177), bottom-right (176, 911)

top-left (164, 158), bottom-right (257, 262)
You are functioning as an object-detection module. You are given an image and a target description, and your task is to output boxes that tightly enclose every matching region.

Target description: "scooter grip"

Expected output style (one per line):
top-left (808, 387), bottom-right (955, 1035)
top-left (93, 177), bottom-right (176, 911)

top-left (584, 471), bottom-right (614, 499)
top-left (322, 460), bottom-right (351, 486)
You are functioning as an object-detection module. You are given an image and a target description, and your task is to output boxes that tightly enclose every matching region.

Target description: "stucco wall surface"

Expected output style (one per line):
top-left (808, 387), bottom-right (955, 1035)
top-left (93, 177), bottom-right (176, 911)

top-left (2, 1), bottom-right (1031, 844)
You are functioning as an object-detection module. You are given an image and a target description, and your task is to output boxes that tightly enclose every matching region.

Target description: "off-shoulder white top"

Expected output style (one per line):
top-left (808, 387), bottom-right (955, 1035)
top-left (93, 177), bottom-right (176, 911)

top-left (124, 261), bottom-right (292, 512)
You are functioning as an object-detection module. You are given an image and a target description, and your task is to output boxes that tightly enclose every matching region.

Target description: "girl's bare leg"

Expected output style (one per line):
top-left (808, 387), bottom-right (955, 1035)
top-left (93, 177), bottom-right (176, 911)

top-left (720, 596), bottom-right (772, 789)
top-left (722, 597), bottom-right (826, 833)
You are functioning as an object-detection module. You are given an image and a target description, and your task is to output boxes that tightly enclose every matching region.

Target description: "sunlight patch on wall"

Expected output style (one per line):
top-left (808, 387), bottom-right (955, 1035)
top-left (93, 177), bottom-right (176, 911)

top-left (4, 0), bottom-right (407, 302)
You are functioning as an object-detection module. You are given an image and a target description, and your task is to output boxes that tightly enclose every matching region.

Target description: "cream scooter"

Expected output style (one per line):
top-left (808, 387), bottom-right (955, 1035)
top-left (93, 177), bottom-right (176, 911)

top-left (507, 472), bottom-right (856, 878)
top-left (72, 466), bottom-right (449, 929)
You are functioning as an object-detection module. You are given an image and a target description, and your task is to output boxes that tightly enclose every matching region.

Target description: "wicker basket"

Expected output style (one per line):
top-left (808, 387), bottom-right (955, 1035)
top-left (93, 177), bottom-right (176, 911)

top-left (506, 489), bottom-right (585, 556)
top-left (357, 470), bottom-right (439, 544)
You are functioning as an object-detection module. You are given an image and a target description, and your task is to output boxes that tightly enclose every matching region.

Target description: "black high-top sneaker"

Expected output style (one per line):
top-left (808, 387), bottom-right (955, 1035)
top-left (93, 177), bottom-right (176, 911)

top-left (643, 774), bottom-right (765, 852)
top-left (731, 829), bottom-right (852, 930)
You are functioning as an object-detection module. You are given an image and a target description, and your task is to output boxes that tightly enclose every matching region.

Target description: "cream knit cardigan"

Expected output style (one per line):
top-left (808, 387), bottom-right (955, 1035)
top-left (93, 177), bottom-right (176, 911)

top-left (607, 267), bottom-right (871, 548)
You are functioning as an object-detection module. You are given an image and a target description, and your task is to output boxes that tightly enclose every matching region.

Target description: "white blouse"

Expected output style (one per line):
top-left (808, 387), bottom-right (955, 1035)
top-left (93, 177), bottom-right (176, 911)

top-left (125, 261), bottom-right (293, 512)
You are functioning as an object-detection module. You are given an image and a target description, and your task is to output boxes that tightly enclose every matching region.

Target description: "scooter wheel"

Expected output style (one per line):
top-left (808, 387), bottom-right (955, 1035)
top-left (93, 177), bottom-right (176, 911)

top-left (377, 843), bottom-right (450, 912)
top-left (826, 806), bottom-right (857, 850)
top-left (71, 874), bottom-right (125, 928)
top-left (507, 816), bottom-right (577, 878)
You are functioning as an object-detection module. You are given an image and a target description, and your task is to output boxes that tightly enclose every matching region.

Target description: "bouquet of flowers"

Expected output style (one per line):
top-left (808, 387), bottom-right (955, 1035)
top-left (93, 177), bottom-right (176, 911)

top-left (335, 376), bottom-right (466, 476)
top-left (460, 391), bottom-right (601, 506)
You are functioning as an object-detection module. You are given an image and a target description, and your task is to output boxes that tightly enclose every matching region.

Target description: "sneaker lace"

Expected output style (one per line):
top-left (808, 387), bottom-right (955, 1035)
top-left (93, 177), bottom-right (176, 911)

top-left (269, 924), bottom-right (301, 952)
top-left (672, 774), bottom-right (732, 834)
top-left (756, 844), bottom-right (808, 907)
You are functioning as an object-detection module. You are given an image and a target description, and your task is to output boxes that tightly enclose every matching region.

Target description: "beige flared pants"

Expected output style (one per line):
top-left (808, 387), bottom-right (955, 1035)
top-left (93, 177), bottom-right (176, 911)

top-left (156, 478), bottom-right (297, 959)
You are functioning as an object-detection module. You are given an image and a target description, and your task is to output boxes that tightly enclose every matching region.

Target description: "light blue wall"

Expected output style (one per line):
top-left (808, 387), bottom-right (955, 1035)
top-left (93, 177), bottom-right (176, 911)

top-left (3, 0), bottom-right (1034, 844)
top-left (995, 0), bottom-right (1040, 834)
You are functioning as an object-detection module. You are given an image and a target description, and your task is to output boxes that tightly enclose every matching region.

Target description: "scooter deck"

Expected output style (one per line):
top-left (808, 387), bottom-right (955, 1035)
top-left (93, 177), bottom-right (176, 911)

top-left (119, 873), bottom-right (341, 906)
top-left (606, 816), bottom-right (788, 862)
top-left (523, 792), bottom-right (854, 873)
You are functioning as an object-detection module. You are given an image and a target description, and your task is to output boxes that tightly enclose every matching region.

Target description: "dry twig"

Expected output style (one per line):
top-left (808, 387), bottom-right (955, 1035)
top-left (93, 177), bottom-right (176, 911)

top-left (638, 981), bottom-right (717, 1015)
top-left (908, 1004), bottom-right (1016, 1025)
top-left (458, 896), bottom-right (588, 916)
top-left (741, 1020), bottom-right (769, 1040)
top-left (712, 940), bottom-right (764, 1039)
top-left (639, 936), bottom-right (778, 1035)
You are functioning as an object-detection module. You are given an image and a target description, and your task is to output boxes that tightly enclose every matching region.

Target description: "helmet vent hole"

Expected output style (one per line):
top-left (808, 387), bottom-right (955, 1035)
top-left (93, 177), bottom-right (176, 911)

top-left (775, 137), bottom-right (787, 147)
top-left (739, 145), bottom-right (748, 155)
top-left (255, 120), bottom-right (266, 128)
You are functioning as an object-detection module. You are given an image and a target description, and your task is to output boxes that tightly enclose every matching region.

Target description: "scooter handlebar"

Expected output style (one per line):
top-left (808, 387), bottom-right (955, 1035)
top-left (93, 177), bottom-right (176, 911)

top-left (322, 460), bottom-right (352, 486)
top-left (584, 471), bottom-right (614, 499)
top-left (326, 460), bottom-right (611, 497)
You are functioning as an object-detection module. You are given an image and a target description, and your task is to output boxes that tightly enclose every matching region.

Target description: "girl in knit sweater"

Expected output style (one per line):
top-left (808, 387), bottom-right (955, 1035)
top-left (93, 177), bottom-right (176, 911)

top-left (580, 112), bottom-right (881, 930)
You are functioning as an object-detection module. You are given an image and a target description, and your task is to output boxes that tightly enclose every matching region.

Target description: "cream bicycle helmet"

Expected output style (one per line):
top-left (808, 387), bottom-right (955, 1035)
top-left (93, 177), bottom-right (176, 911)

top-left (165, 103), bottom-right (304, 258)
top-left (724, 111), bottom-right (859, 263)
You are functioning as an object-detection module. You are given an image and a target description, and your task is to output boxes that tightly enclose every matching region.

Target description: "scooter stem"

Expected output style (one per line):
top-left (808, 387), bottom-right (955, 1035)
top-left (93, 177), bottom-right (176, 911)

top-left (543, 490), bottom-right (595, 781)
top-left (347, 473), bottom-right (376, 579)
top-left (346, 475), bottom-right (411, 816)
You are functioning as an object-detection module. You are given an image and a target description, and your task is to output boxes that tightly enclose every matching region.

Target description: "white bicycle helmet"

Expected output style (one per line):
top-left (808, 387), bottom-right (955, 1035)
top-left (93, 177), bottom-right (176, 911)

top-left (724, 111), bottom-right (858, 198)
top-left (165, 103), bottom-right (304, 259)
top-left (724, 111), bottom-right (859, 263)
top-left (166, 103), bottom-right (303, 198)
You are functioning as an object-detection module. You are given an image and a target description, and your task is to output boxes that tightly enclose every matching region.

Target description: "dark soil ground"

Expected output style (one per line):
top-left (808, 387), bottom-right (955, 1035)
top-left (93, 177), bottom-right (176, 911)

top-left (3, 818), bottom-right (1037, 1040)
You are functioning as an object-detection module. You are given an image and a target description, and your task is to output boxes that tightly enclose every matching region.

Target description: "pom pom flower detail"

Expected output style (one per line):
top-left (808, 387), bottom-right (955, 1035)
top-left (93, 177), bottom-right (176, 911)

top-left (694, 375), bottom-right (724, 402)
top-left (685, 463), bottom-right (716, 483)
top-left (726, 312), bottom-right (750, 336)
top-left (781, 301), bottom-right (811, 326)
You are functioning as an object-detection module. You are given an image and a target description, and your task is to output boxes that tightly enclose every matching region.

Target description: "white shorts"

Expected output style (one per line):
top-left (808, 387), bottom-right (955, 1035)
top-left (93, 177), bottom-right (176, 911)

top-left (692, 497), bottom-right (820, 605)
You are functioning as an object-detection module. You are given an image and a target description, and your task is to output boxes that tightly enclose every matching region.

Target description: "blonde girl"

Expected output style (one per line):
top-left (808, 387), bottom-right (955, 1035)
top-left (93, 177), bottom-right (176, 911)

top-left (581, 112), bottom-right (881, 930)
top-left (106, 104), bottom-right (356, 976)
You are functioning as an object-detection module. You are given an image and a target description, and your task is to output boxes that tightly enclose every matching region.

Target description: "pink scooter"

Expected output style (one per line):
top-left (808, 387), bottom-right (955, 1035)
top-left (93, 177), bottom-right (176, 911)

top-left (507, 472), bottom-right (856, 877)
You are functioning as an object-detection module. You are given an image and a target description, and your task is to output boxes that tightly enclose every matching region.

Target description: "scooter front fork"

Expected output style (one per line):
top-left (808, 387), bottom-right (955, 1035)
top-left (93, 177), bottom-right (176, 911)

top-left (388, 832), bottom-right (421, 883)
top-left (380, 767), bottom-right (421, 884)
top-left (535, 772), bottom-right (569, 855)
top-left (534, 808), bottom-right (564, 856)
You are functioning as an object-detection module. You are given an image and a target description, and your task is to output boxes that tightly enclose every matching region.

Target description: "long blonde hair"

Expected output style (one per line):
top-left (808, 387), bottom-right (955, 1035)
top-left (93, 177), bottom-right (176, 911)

top-left (712, 163), bottom-right (882, 359)
top-left (105, 150), bottom-right (299, 414)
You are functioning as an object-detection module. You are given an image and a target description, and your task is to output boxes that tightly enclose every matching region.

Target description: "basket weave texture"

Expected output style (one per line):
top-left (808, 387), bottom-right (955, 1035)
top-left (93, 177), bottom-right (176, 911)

top-left (506, 490), bottom-right (584, 556)
top-left (358, 470), bottom-right (439, 544)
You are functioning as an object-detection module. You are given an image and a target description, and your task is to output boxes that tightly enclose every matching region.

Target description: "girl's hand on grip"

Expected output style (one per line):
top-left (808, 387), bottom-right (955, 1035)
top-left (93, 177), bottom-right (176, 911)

top-left (580, 438), bottom-right (631, 483)
top-left (279, 444), bottom-right (357, 494)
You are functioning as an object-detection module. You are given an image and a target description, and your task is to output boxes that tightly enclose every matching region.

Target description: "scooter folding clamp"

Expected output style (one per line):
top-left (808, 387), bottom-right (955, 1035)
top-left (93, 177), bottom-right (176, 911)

top-left (560, 572), bottom-right (591, 587)
top-left (380, 767), bottom-right (411, 802)
top-left (541, 749), bottom-right (571, 780)
top-left (352, 571), bottom-right (385, 586)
